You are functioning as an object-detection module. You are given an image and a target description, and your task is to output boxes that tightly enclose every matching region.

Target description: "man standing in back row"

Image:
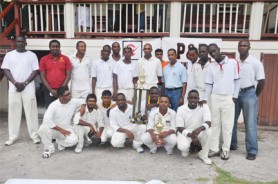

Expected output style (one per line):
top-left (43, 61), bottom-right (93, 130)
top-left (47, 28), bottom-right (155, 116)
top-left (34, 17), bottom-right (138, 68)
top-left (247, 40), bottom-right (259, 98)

top-left (231, 40), bottom-right (265, 160)
top-left (1, 36), bottom-right (41, 146)
top-left (40, 40), bottom-right (72, 108)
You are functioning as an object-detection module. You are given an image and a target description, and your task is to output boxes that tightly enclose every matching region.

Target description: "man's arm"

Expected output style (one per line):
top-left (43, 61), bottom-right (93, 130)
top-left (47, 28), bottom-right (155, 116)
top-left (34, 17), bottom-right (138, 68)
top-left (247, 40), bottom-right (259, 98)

top-left (40, 71), bottom-right (57, 96)
top-left (179, 82), bottom-right (187, 105)
top-left (62, 70), bottom-right (71, 87)
top-left (190, 121), bottom-right (211, 140)
top-left (112, 73), bottom-right (118, 100)
top-left (52, 126), bottom-right (71, 136)
top-left (117, 127), bottom-right (134, 141)
top-left (24, 70), bottom-right (39, 86)
top-left (92, 77), bottom-right (97, 94)
top-left (256, 79), bottom-right (265, 97)
top-left (3, 69), bottom-right (25, 92)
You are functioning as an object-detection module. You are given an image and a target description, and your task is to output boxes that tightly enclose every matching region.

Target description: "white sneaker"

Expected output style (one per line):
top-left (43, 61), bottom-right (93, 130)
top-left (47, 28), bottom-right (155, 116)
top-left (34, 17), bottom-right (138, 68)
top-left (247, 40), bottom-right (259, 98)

top-left (75, 148), bottom-right (82, 154)
top-left (33, 138), bottom-right (41, 144)
top-left (167, 149), bottom-right (173, 155)
top-left (57, 144), bottom-right (65, 151)
top-left (150, 148), bottom-right (157, 154)
top-left (5, 139), bottom-right (15, 146)
top-left (181, 151), bottom-right (189, 157)
top-left (136, 147), bottom-right (144, 153)
top-left (42, 149), bottom-right (55, 158)
top-left (199, 157), bottom-right (212, 165)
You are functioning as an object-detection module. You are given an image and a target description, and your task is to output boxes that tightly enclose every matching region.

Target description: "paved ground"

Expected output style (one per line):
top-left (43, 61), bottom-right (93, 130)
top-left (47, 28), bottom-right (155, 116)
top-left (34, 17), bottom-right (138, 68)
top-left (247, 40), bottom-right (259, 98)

top-left (0, 112), bottom-right (278, 184)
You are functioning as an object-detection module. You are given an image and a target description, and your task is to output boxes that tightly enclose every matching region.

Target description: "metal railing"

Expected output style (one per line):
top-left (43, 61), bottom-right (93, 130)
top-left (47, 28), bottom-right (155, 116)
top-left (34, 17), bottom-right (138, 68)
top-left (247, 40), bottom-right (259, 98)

top-left (180, 3), bottom-right (251, 37)
top-left (74, 3), bottom-right (170, 37)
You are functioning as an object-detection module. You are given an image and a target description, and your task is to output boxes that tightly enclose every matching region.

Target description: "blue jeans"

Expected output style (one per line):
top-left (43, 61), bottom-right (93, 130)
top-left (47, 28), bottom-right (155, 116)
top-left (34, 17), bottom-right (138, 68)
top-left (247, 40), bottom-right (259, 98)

top-left (231, 88), bottom-right (258, 155)
top-left (164, 88), bottom-right (182, 112)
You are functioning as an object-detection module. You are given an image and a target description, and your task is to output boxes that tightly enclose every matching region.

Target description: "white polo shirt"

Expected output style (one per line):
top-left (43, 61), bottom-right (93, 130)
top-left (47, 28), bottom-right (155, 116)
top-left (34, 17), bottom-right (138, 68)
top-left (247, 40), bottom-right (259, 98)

top-left (138, 56), bottom-right (162, 89)
top-left (191, 60), bottom-right (212, 99)
top-left (91, 58), bottom-right (116, 88)
top-left (98, 102), bottom-right (114, 127)
top-left (73, 106), bottom-right (104, 130)
top-left (147, 107), bottom-right (176, 133)
top-left (110, 55), bottom-right (122, 62)
top-left (176, 103), bottom-right (211, 131)
top-left (238, 55), bottom-right (265, 89)
top-left (205, 56), bottom-right (240, 95)
top-left (1, 50), bottom-right (39, 94)
top-left (113, 60), bottom-right (139, 89)
top-left (110, 104), bottom-right (133, 131)
top-left (70, 54), bottom-right (93, 96)
top-left (42, 99), bottom-right (81, 129)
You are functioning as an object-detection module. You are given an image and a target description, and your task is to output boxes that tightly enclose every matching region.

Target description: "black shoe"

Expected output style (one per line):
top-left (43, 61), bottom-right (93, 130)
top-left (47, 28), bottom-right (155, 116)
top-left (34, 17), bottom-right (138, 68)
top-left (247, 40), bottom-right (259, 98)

top-left (230, 145), bottom-right (237, 151)
top-left (246, 153), bottom-right (256, 160)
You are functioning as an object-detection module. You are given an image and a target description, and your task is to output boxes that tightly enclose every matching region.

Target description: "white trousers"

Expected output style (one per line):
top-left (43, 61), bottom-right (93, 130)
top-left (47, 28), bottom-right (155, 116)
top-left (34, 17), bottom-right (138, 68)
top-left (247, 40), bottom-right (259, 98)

top-left (118, 88), bottom-right (134, 101)
top-left (210, 93), bottom-right (235, 152)
top-left (73, 125), bottom-right (91, 149)
top-left (8, 92), bottom-right (39, 141)
top-left (96, 87), bottom-right (113, 103)
top-left (111, 124), bottom-right (146, 149)
top-left (177, 130), bottom-right (211, 158)
top-left (101, 126), bottom-right (114, 142)
top-left (141, 132), bottom-right (177, 152)
top-left (38, 125), bottom-right (78, 151)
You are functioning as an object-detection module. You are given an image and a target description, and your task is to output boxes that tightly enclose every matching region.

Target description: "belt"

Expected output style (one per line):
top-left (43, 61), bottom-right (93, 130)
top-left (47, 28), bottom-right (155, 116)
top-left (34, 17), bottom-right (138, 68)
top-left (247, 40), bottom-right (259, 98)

top-left (165, 87), bottom-right (182, 91)
top-left (240, 86), bottom-right (255, 92)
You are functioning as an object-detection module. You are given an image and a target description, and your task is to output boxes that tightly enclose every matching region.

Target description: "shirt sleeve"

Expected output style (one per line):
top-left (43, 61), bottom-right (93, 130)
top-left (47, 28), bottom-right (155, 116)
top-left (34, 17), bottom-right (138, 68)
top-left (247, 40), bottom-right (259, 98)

top-left (255, 60), bottom-right (265, 80)
top-left (181, 64), bottom-right (188, 83)
top-left (175, 107), bottom-right (185, 128)
top-left (205, 65), bottom-right (213, 85)
top-left (133, 62), bottom-right (139, 78)
top-left (147, 110), bottom-right (156, 130)
top-left (31, 52), bottom-right (39, 70)
top-left (156, 60), bottom-right (162, 77)
top-left (233, 59), bottom-right (240, 80)
top-left (42, 103), bottom-right (57, 128)
top-left (170, 110), bottom-right (176, 131)
top-left (97, 109), bottom-right (105, 128)
top-left (1, 52), bottom-right (11, 69)
top-left (112, 62), bottom-right (119, 75)
top-left (202, 104), bottom-right (212, 122)
top-left (91, 61), bottom-right (97, 78)
top-left (73, 107), bottom-right (82, 125)
top-left (109, 109), bottom-right (119, 131)
top-left (39, 57), bottom-right (46, 72)
top-left (64, 56), bottom-right (72, 70)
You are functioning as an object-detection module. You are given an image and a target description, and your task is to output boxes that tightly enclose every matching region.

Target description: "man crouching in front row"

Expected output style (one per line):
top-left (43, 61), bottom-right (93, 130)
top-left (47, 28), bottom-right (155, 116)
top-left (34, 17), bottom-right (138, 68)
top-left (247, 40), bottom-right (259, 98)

top-left (38, 87), bottom-right (81, 158)
top-left (73, 94), bottom-right (105, 153)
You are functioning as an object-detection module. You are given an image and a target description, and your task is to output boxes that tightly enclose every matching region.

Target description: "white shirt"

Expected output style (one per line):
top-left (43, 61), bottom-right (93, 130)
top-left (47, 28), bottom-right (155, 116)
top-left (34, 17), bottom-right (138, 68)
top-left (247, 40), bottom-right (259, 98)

top-left (191, 60), bottom-right (212, 99)
top-left (73, 105), bottom-right (104, 131)
top-left (70, 54), bottom-right (93, 96)
top-left (147, 107), bottom-right (176, 133)
top-left (109, 104), bottom-right (133, 131)
top-left (91, 58), bottom-right (116, 88)
top-left (238, 55), bottom-right (265, 89)
top-left (110, 55), bottom-right (122, 62)
top-left (176, 103), bottom-right (211, 131)
top-left (138, 56), bottom-right (162, 89)
top-left (113, 60), bottom-right (139, 89)
top-left (205, 56), bottom-right (240, 95)
top-left (1, 50), bottom-right (39, 94)
top-left (98, 102), bottom-right (114, 127)
top-left (42, 99), bottom-right (81, 129)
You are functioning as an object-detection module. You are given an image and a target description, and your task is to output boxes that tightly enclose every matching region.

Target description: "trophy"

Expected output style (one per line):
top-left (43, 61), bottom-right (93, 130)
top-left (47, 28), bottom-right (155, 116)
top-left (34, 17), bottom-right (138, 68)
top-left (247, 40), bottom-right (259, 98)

top-left (155, 116), bottom-right (165, 147)
top-left (131, 64), bottom-right (149, 124)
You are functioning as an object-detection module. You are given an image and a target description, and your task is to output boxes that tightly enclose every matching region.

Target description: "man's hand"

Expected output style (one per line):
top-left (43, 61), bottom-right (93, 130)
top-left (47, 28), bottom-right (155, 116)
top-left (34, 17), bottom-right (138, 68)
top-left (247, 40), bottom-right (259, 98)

top-left (59, 129), bottom-right (71, 136)
top-left (95, 131), bottom-right (102, 138)
top-left (179, 97), bottom-right (184, 105)
top-left (124, 130), bottom-right (134, 141)
top-left (51, 89), bottom-right (57, 97)
top-left (232, 97), bottom-right (237, 103)
top-left (158, 131), bottom-right (169, 139)
top-left (198, 101), bottom-right (204, 107)
top-left (89, 125), bottom-right (96, 133)
top-left (15, 82), bottom-right (25, 92)
top-left (191, 127), bottom-right (202, 140)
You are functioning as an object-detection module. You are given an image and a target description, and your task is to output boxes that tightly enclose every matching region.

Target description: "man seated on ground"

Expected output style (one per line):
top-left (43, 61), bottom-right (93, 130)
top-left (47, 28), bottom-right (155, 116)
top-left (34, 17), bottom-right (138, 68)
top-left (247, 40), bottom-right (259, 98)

top-left (73, 94), bottom-right (105, 153)
top-left (176, 90), bottom-right (212, 165)
top-left (97, 90), bottom-right (116, 144)
top-left (109, 93), bottom-right (146, 153)
top-left (38, 87), bottom-right (80, 158)
top-left (141, 95), bottom-right (177, 155)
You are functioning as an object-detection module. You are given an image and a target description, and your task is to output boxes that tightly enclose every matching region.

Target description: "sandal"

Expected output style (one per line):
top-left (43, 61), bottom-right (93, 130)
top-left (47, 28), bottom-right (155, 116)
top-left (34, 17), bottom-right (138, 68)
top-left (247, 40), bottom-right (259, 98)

top-left (42, 150), bottom-right (54, 158)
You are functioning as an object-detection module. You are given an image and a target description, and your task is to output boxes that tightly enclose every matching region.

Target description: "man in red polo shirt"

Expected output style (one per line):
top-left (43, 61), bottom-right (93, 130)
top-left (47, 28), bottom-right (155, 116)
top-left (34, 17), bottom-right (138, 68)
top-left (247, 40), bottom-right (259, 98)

top-left (40, 40), bottom-right (72, 108)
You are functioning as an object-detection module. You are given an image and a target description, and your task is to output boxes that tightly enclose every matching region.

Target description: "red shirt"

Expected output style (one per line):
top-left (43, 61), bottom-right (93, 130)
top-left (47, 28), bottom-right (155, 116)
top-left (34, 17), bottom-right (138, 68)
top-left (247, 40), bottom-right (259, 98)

top-left (40, 53), bottom-right (72, 89)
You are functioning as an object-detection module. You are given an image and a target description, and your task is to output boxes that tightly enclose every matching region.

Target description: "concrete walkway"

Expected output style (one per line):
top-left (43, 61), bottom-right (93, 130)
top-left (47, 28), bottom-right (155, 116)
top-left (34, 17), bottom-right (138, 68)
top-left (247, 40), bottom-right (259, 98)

top-left (0, 112), bottom-right (278, 184)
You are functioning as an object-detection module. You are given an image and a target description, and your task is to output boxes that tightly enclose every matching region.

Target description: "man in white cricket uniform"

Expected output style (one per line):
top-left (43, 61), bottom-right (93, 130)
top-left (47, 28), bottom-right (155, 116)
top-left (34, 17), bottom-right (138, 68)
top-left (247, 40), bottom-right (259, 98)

top-left (110, 93), bottom-right (146, 153)
top-left (38, 87), bottom-right (80, 158)
top-left (176, 90), bottom-right (212, 165)
top-left (113, 46), bottom-right (138, 101)
top-left (70, 41), bottom-right (93, 104)
top-left (73, 94), bottom-right (105, 153)
top-left (141, 95), bottom-right (177, 155)
top-left (91, 45), bottom-right (116, 102)
top-left (204, 43), bottom-right (240, 160)
top-left (1, 36), bottom-right (41, 146)
top-left (97, 90), bottom-right (116, 143)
